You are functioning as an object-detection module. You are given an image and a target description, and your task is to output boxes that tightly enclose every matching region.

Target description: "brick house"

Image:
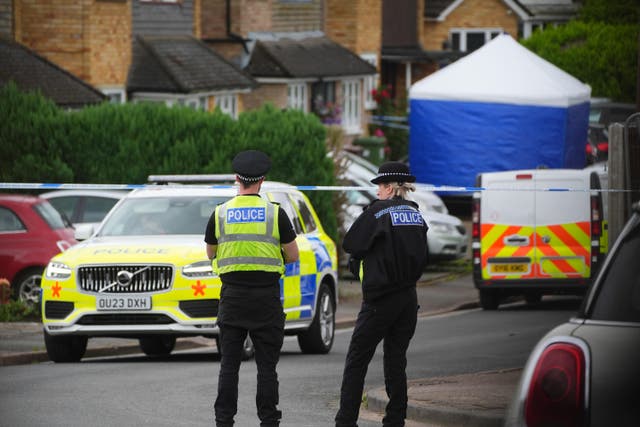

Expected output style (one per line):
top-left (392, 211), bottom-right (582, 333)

top-left (380, 0), bottom-right (580, 102)
top-left (200, 0), bottom-right (379, 138)
top-left (1, 0), bottom-right (379, 138)
top-left (1, 0), bottom-right (257, 116)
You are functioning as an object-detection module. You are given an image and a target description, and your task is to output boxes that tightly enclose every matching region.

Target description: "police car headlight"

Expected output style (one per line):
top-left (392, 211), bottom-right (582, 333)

top-left (182, 260), bottom-right (215, 278)
top-left (428, 221), bottom-right (453, 233)
top-left (45, 262), bottom-right (72, 280)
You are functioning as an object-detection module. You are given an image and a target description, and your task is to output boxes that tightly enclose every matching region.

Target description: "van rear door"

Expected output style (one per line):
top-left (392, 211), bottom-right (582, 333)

top-left (534, 171), bottom-right (591, 280)
top-left (480, 171), bottom-right (536, 280)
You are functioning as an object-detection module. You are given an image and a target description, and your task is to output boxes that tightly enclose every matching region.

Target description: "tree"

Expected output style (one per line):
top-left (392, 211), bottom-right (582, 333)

top-left (520, 0), bottom-right (639, 103)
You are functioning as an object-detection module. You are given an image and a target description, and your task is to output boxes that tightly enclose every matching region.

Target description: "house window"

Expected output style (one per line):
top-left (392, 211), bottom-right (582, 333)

top-left (287, 83), bottom-right (307, 112)
top-left (182, 96), bottom-right (207, 111)
top-left (101, 88), bottom-right (126, 104)
top-left (215, 94), bottom-right (237, 118)
top-left (360, 53), bottom-right (378, 110)
top-left (312, 81), bottom-right (339, 124)
top-left (450, 28), bottom-right (502, 52)
top-left (341, 79), bottom-right (361, 134)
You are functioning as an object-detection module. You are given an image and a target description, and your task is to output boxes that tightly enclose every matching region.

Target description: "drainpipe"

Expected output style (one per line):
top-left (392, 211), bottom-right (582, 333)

top-left (201, 0), bottom-right (250, 54)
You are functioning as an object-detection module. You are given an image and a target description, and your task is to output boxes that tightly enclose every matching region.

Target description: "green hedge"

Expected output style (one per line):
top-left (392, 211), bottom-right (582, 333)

top-left (521, 20), bottom-right (638, 103)
top-left (0, 83), bottom-right (337, 240)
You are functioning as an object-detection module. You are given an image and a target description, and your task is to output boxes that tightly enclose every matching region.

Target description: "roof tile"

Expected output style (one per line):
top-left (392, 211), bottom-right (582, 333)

top-left (0, 37), bottom-right (105, 108)
top-left (127, 35), bottom-right (256, 93)
top-left (246, 36), bottom-right (377, 79)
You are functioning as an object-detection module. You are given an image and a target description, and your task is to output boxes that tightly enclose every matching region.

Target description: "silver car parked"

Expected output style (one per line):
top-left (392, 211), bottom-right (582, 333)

top-left (505, 201), bottom-right (640, 427)
top-left (336, 151), bottom-right (468, 263)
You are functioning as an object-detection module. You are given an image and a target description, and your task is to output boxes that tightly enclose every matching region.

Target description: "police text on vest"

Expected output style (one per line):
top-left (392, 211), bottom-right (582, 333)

top-left (227, 207), bottom-right (266, 223)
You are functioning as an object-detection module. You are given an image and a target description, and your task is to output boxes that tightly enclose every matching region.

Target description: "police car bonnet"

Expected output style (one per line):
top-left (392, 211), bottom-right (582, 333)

top-left (232, 150), bottom-right (271, 181)
top-left (370, 161), bottom-right (416, 184)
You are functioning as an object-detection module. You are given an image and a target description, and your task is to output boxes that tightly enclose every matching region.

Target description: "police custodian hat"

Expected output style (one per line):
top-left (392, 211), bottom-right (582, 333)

top-left (232, 150), bottom-right (271, 182)
top-left (370, 161), bottom-right (416, 184)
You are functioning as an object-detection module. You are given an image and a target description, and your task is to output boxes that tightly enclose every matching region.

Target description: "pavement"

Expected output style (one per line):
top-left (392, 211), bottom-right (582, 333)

top-left (0, 272), bottom-right (520, 427)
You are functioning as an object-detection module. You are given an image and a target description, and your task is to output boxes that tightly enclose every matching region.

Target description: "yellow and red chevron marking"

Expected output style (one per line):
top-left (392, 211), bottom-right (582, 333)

top-left (480, 224), bottom-right (536, 280)
top-left (535, 221), bottom-right (591, 277)
top-left (480, 222), bottom-right (591, 280)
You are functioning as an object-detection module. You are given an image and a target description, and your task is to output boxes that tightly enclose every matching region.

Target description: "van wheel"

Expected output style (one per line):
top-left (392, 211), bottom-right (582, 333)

top-left (524, 293), bottom-right (542, 306)
top-left (298, 283), bottom-right (335, 354)
top-left (44, 330), bottom-right (88, 363)
top-left (215, 336), bottom-right (254, 360)
top-left (139, 336), bottom-right (176, 356)
top-left (479, 290), bottom-right (500, 310)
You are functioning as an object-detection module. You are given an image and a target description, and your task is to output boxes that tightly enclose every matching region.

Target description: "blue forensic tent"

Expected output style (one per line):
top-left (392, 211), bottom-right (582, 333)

top-left (409, 34), bottom-right (591, 189)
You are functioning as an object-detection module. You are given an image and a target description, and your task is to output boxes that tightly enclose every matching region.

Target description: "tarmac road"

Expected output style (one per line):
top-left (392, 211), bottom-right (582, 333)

top-left (0, 271), bottom-right (531, 426)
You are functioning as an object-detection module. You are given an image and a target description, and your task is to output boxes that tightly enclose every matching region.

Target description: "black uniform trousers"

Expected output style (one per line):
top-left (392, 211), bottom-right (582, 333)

top-left (214, 284), bottom-right (285, 427)
top-left (335, 286), bottom-right (418, 427)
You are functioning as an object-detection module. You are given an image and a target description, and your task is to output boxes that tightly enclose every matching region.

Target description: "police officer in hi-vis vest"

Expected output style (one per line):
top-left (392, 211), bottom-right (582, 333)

top-left (205, 150), bottom-right (299, 427)
top-left (335, 161), bottom-right (429, 427)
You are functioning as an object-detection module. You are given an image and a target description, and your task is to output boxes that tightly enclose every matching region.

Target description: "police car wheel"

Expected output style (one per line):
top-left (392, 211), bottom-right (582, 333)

top-left (44, 331), bottom-right (88, 363)
top-left (524, 293), bottom-right (542, 306)
top-left (215, 336), bottom-right (255, 360)
top-left (139, 335), bottom-right (176, 356)
top-left (479, 289), bottom-right (500, 310)
top-left (241, 336), bottom-right (255, 360)
top-left (297, 283), bottom-right (335, 354)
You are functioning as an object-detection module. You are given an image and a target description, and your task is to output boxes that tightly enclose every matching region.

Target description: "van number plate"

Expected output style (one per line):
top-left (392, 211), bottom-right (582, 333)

top-left (96, 295), bottom-right (151, 311)
top-left (490, 264), bottom-right (527, 274)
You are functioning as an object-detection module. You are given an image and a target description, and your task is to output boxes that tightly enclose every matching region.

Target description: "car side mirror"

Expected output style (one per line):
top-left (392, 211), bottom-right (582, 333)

top-left (74, 224), bottom-right (95, 241)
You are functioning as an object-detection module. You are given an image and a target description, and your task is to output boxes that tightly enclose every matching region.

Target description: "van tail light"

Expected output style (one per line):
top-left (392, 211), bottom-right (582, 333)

top-left (525, 342), bottom-right (586, 427)
top-left (590, 195), bottom-right (602, 237)
top-left (472, 197), bottom-right (480, 239)
top-left (591, 195), bottom-right (601, 264)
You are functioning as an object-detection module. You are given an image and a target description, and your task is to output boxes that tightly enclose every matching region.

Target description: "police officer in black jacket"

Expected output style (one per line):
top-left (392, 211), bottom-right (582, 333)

top-left (335, 161), bottom-right (429, 427)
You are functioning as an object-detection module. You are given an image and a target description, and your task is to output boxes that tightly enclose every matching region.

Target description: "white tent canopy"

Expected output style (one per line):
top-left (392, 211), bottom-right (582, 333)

top-left (409, 34), bottom-right (591, 108)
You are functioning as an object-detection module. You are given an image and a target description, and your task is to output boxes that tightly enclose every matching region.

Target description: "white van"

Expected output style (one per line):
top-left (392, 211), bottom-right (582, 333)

top-left (472, 168), bottom-right (605, 309)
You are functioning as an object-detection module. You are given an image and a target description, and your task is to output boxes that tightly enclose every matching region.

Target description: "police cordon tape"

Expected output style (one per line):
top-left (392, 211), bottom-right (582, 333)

top-left (0, 182), bottom-right (635, 193)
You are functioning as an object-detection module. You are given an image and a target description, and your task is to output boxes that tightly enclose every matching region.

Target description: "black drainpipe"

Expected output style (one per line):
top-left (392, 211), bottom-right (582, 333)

top-left (202, 0), bottom-right (251, 54)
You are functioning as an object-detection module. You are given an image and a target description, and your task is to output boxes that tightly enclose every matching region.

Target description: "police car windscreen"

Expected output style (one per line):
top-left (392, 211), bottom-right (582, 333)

top-left (98, 196), bottom-right (229, 236)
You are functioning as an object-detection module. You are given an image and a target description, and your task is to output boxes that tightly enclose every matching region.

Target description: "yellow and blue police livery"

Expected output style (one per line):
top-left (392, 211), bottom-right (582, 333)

top-left (40, 183), bottom-right (338, 362)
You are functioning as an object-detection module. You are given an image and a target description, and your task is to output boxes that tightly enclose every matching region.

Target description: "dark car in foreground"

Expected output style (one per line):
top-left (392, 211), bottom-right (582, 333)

top-left (505, 201), bottom-right (640, 426)
top-left (0, 194), bottom-right (77, 304)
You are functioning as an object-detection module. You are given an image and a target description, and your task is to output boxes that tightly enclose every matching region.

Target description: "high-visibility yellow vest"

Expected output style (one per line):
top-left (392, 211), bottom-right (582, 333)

top-left (214, 195), bottom-right (283, 275)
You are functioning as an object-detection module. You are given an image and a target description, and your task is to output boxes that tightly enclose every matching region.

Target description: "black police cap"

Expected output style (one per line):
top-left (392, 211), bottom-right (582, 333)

top-left (232, 150), bottom-right (271, 181)
top-left (370, 161), bottom-right (416, 184)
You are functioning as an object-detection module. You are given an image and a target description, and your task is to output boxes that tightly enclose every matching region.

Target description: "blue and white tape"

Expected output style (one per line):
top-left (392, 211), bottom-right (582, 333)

top-left (0, 182), bottom-right (633, 193)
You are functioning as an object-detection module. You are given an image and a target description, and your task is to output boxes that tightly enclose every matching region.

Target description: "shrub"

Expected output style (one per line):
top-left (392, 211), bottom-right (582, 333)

top-left (521, 18), bottom-right (638, 102)
top-left (0, 86), bottom-right (337, 239)
top-left (0, 300), bottom-right (39, 322)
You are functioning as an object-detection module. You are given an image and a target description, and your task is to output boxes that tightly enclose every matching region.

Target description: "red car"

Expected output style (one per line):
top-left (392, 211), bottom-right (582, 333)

top-left (0, 194), bottom-right (77, 305)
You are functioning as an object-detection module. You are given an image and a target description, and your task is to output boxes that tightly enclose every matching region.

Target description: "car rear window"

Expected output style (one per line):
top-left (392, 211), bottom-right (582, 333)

top-left (83, 196), bottom-right (120, 223)
top-left (33, 201), bottom-right (67, 230)
top-left (589, 219), bottom-right (640, 322)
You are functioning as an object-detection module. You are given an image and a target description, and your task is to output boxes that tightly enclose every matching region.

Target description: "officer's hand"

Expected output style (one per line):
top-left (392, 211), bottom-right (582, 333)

top-left (348, 257), bottom-right (361, 279)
